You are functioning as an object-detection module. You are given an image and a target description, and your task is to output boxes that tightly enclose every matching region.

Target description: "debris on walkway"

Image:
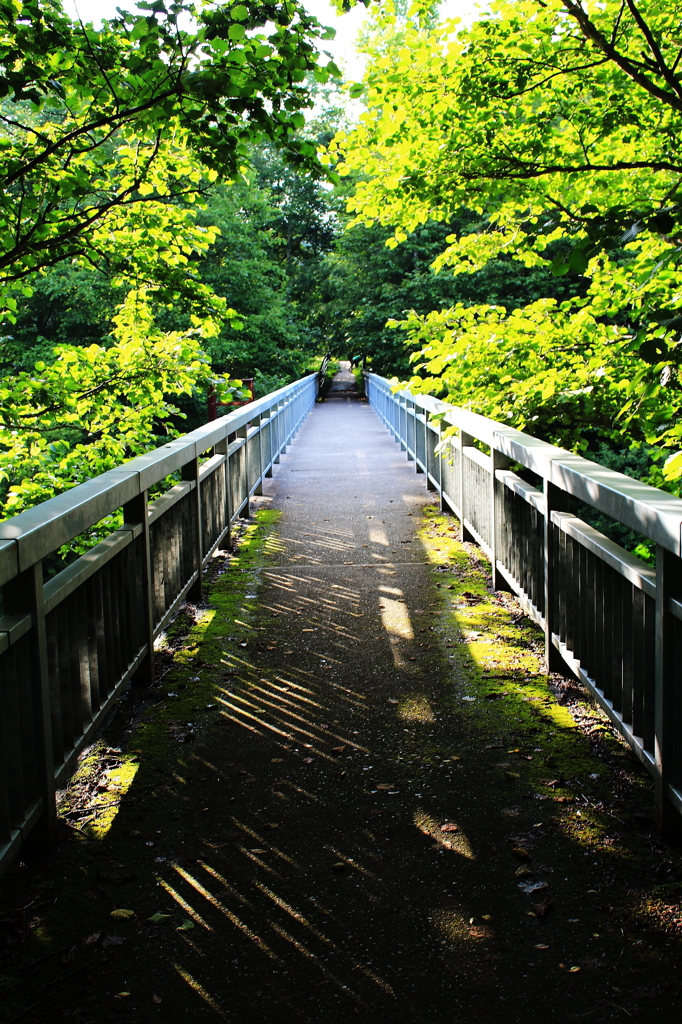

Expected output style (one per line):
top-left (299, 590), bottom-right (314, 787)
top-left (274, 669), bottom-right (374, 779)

top-left (1, 393), bottom-right (681, 1024)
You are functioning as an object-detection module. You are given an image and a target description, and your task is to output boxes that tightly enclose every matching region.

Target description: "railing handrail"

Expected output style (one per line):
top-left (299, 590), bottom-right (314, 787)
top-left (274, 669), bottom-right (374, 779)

top-left (365, 370), bottom-right (682, 836)
top-left (365, 371), bottom-right (682, 555)
top-left (0, 374), bottom-right (318, 585)
top-left (0, 371), bottom-right (318, 871)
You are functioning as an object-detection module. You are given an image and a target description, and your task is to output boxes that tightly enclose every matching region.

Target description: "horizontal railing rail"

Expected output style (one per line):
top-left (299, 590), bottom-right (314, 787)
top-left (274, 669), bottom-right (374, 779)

top-left (0, 373), bottom-right (319, 870)
top-left (365, 371), bottom-right (682, 835)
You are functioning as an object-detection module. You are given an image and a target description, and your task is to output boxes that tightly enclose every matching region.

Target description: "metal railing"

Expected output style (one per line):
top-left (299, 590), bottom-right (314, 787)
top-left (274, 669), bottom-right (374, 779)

top-left (0, 373), bottom-right (319, 869)
top-left (366, 371), bottom-right (682, 834)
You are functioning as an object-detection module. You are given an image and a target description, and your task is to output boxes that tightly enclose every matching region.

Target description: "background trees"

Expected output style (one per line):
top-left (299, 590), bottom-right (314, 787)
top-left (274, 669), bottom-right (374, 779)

top-left (330, 0), bottom-right (682, 485)
top-left (0, 0), bottom-right (340, 518)
top-left (7, 0), bottom-right (682, 524)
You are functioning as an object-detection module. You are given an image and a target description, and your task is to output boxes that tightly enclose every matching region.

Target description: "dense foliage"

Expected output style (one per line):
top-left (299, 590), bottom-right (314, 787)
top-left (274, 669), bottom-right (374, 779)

top-left (330, 0), bottom-right (682, 486)
top-left (7, 0), bottom-right (682, 530)
top-left (0, 0), bottom-right (340, 518)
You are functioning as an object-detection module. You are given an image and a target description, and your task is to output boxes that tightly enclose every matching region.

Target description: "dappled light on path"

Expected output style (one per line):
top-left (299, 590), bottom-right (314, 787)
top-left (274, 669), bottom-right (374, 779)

top-left (6, 377), bottom-right (682, 1024)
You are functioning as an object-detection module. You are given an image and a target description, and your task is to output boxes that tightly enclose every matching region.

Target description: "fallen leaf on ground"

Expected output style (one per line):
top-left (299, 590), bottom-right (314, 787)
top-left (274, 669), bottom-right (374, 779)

top-left (83, 933), bottom-right (101, 945)
top-left (387, 699), bottom-right (398, 704)
top-left (177, 919), bottom-right (194, 931)
top-left (332, 746), bottom-right (346, 753)
top-left (554, 795), bottom-right (574, 804)
top-left (518, 881), bottom-right (548, 893)
top-left (303, 757), bottom-right (315, 764)
top-left (532, 898), bottom-right (553, 918)
top-left (271, 758), bottom-right (283, 763)
top-left (376, 784), bottom-right (395, 790)
top-left (101, 935), bottom-right (124, 948)
top-left (534, 944), bottom-right (549, 950)
top-left (110, 909), bottom-right (135, 920)
top-left (440, 823), bottom-right (458, 833)
top-left (147, 913), bottom-right (171, 924)
top-left (516, 866), bottom-right (533, 878)
top-left (153, 995), bottom-right (162, 1004)
top-left (512, 846), bottom-right (530, 860)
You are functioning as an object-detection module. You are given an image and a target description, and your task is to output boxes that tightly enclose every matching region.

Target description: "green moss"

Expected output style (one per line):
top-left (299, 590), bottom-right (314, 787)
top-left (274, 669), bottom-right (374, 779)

top-left (415, 501), bottom-right (654, 850)
top-left (12, 508), bottom-right (282, 972)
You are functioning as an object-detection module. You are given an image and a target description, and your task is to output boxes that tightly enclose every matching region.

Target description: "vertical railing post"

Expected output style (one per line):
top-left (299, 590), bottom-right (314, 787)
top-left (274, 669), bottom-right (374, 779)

top-left (182, 456), bottom-right (203, 602)
top-left (236, 424), bottom-right (250, 519)
top-left (5, 562), bottom-right (56, 848)
top-left (263, 412), bottom-right (274, 479)
top-left (122, 491), bottom-right (155, 682)
top-left (254, 413), bottom-right (264, 496)
top-left (435, 416), bottom-right (446, 511)
top-left (491, 444), bottom-right (511, 591)
top-left (424, 409), bottom-right (435, 488)
top-left (459, 430), bottom-right (475, 542)
top-left (543, 480), bottom-right (564, 672)
top-left (215, 436), bottom-right (231, 549)
top-left (273, 400), bottom-right (281, 465)
top-left (654, 545), bottom-right (682, 839)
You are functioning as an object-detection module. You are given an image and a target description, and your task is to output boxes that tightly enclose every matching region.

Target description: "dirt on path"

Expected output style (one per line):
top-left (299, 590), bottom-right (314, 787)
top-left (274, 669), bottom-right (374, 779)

top-left (2, 381), bottom-right (682, 1024)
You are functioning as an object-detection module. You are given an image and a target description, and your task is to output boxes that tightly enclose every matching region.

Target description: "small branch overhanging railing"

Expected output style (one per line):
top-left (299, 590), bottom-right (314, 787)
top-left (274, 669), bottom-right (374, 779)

top-left (365, 371), bottom-right (682, 836)
top-left (0, 373), bottom-right (319, 870)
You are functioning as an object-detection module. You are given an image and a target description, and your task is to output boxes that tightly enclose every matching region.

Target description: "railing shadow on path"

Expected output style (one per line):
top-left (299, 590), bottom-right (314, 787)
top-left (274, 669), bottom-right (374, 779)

top-left (1, 370), bottom-right (681, 1023)
top-left (4, 388), bottom-right (676, 1024)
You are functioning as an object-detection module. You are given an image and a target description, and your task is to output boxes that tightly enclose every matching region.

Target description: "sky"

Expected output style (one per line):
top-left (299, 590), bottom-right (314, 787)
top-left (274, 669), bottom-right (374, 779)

top-left (62, 1), bottom-right (483, 82)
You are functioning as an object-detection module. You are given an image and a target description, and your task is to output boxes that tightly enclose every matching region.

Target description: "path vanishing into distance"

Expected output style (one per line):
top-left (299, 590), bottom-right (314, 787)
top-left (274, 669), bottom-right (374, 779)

top-left (2, 368), bottom-right (682, 1023)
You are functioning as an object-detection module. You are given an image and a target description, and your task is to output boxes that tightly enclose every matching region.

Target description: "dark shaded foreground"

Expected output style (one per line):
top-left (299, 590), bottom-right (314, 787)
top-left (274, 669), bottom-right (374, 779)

top-left (1, 377), bottom-right (682, 1024)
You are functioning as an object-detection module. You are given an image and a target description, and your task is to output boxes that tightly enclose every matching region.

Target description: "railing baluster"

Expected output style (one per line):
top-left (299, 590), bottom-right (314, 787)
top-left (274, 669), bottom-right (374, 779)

top-left (544, 482), bottom-right (565, 672)
top-left (3, 563), bottom-right (56, 847)
top-left (655, 546), bottom-right (682, 837)
top-left (123, 491), bottom-right (154, 682)
top-left (491, 445), bottom-right (510, 592)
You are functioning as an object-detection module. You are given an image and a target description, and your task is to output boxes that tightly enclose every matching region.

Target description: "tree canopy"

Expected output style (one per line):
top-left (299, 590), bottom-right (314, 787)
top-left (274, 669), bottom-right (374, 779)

top-left (329, 0), bottom-right (682, 481)
top-left (0, 0), bottom-right (340, 310)
top-left (8, 0), bottom-right (682, 533)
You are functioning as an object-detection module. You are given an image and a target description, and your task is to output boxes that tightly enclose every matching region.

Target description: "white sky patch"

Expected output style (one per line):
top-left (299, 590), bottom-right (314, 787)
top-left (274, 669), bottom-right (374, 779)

top-left (63, 1), bottom-right (485, 82)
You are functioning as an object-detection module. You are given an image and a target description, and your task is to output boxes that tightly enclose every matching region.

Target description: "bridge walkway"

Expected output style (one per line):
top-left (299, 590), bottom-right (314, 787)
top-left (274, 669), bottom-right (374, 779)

top-left (2, 371), bottom-right (681, 1023)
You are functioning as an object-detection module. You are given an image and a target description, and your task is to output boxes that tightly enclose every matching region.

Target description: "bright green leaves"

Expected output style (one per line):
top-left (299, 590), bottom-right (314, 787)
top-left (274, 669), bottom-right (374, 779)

top-left (334, 0), bottom-right (682, 480)
top-left (0, 288), bottom-right (243, 520)
top-left (0, 1), bottom-right (339, 302)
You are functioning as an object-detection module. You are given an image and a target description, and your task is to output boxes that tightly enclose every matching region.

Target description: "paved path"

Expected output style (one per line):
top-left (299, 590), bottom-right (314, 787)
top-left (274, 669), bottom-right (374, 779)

top-left (325, 358), bottom-right (358, 397)
top-left (5, 374), bottom-right (682, 1024)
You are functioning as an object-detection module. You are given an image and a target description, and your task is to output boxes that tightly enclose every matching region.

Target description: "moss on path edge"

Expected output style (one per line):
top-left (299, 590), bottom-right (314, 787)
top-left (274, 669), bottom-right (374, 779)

top-left (0, 504), bottom-right (681, 1024)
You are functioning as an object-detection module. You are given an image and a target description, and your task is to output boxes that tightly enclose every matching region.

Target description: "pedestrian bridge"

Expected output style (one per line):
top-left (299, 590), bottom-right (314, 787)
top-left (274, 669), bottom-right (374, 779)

top-left (2, 364), bottom-right (682, 1020)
